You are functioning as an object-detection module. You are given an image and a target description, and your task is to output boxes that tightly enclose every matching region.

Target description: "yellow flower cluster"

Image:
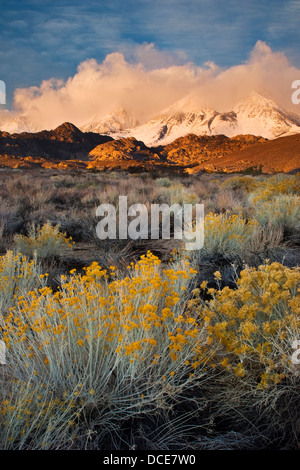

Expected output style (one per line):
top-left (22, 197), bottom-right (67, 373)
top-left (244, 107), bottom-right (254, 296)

top-left (1, 241), bottom-right (299, 449)
top-left (200, 211), bottom-right (258, 258)
top-left (0, 251), bottom-right (45, 315)
top-left (193, 262), bottom-right (300, 389)
top-left (1, 251), bottom-right (204, 376)
top-left (251, 173), bottom-right (300, 204)
top-left (14, 222), bottom-right (73, 259)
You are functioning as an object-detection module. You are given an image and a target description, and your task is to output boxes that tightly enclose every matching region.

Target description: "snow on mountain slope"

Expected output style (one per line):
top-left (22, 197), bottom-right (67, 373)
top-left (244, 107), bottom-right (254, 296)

top-left (0, 115), bottom-right (39, 134)
top-left (221, 92), bottom-right (300, 139)
top-left (127, 92), bottom-right (300, 146)
top-left (80, 108), bottom-right (139, 134)
top-left (124, 97), bottom-right (217, 146)
top-left (1, 93), bottom-right (300, 146)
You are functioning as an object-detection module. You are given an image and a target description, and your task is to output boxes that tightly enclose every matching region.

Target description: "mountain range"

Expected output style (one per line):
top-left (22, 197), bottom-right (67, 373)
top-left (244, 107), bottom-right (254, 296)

top-left (0, 92), bottom-right (300, 173)
top-left (0, 122), bottom-right (112, 162)
top-left (1, 92), bottom-right (300, 145)
top-left (79, 92), bottom-right (300, 146)
top-left (0, 122), bottom-right (299, 174)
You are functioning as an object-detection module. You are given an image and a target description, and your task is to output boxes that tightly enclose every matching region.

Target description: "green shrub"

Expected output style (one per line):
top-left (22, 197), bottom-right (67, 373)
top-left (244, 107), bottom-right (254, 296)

top-left (0, 251), bottom-right (44, 315)
top-left (194, 212), bottom-right (258, 261)
top-left (221, 175), bottom-right (259, 192)
top-left (155, 177), bottom-right (173, 187)
top-left (253, 195), bottom-right (300, 234)
top-left (14, 223), bottom-right (74, 260)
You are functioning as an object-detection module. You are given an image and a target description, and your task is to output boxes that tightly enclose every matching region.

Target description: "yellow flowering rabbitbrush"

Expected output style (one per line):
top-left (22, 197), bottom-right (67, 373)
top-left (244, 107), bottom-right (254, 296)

top-left (194, 261), bottom-right (300, 389)
top-left (14, 222), bottom-right (73, 260)
top-left (0, 251), bottom-right (210, 449)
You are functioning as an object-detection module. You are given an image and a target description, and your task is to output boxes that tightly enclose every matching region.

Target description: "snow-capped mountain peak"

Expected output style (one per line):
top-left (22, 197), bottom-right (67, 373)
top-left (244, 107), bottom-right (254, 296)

top-left (0, 115), bottom-right (39, 134)
top-left (1, 92), bottom-right (300, 146)
top-left (225, 91), bottom-right (300, 139)
top-left (127, 92), bottom-right (300, 145)
top-left (80, 108), bottom-right (139, 134)
top-left (126, 97), bottom-right (217, 146)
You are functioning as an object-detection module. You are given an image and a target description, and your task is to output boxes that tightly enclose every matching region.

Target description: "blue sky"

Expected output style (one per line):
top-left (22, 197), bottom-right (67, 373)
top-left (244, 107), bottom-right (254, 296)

top-left (1, 0), bottom-right (299, 107)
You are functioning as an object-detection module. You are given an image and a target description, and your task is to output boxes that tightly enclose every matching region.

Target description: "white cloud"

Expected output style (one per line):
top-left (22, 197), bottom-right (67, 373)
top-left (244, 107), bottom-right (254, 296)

top-left (3, 41), bottom-right (300, 130)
